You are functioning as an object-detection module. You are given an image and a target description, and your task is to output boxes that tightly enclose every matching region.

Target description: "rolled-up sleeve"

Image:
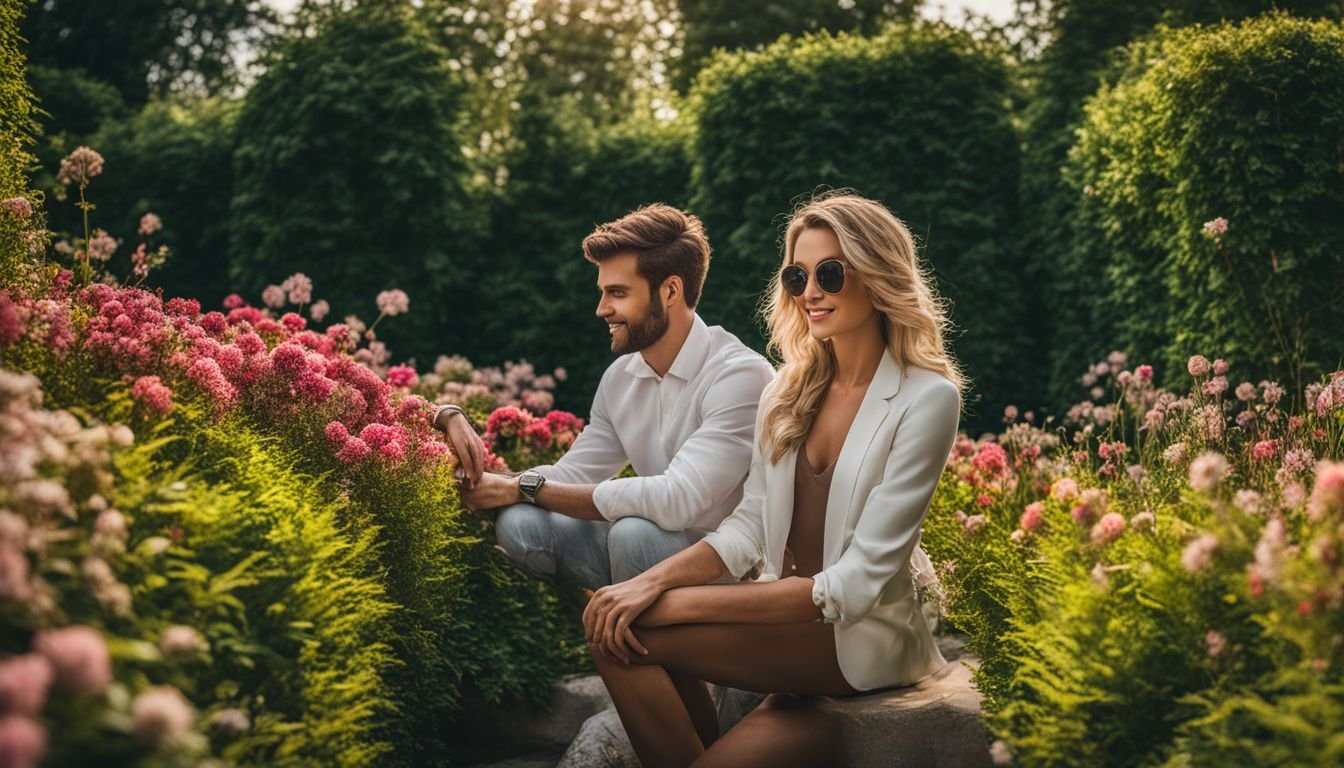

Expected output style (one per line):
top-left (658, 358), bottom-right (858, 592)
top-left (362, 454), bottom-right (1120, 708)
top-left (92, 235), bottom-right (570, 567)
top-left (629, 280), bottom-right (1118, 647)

top-left (811, 380), bottom-right (960, 624)
top-left (592, 362), bottom-right (773, 531)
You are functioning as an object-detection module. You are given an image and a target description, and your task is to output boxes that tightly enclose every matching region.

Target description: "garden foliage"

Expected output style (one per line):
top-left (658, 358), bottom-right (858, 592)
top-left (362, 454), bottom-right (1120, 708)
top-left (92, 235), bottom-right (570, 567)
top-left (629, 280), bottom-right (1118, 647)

top-left (688, 23), bottom-right (1029, 429)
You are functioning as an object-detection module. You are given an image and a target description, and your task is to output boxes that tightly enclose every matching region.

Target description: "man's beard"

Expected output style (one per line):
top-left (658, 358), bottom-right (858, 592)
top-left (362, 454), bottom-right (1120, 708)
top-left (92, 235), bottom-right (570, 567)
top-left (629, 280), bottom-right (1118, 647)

top-left (612, 298), bottom-right (669, 355)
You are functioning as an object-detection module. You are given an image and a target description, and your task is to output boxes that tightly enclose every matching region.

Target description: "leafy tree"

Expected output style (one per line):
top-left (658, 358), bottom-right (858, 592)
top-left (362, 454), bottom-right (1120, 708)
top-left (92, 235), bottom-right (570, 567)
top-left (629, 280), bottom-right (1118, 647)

top-left (20, 0), bottom-right (275, 105)
top-left (688, 23), bottom-right (1027, 428)
top-left (229, 2), bottom-right (479, 365)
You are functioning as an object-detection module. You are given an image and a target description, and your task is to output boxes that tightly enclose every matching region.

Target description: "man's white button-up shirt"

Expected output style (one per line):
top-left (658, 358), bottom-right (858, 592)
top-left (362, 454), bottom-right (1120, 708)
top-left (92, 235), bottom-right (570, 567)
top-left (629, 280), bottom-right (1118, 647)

top-left (533, 314), bottom-right (774, 532)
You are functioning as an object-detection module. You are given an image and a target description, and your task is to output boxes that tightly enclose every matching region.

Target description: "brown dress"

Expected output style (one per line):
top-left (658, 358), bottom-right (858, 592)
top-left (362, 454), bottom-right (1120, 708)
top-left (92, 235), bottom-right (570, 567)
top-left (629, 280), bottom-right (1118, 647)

top-left (785, 448), bottom-right (834, 578)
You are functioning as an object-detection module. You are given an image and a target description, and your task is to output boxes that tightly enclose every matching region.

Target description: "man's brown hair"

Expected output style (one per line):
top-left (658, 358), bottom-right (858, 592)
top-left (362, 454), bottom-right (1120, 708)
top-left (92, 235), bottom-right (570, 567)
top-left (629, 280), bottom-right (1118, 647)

top-left (582, 204), bottom-right (711, 308)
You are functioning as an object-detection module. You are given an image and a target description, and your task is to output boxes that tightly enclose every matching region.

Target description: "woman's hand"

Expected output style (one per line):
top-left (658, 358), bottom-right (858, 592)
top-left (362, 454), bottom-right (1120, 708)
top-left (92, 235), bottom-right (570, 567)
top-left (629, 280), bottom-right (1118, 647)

top-left (582, 575), bottom-right (662, 664)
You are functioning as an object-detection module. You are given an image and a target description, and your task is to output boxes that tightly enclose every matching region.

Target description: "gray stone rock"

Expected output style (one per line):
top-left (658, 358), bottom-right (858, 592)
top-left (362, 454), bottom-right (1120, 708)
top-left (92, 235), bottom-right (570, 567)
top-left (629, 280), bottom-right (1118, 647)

top-left (519, 674), bottom-right (616, 749)
top-left (557, 646), bottom-right (991, 768)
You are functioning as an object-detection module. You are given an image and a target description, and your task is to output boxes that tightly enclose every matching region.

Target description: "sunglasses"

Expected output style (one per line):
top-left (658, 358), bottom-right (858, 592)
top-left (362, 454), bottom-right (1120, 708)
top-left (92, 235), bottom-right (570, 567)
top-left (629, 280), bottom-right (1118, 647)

top-left (781, 259), bottom-right (846, 297)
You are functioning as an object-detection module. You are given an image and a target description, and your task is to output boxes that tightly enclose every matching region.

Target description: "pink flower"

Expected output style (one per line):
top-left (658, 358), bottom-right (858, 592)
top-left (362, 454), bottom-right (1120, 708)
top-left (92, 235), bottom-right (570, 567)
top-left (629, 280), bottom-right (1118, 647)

top-left (1135, 364), bottom-right (1153, 382)
top-left (0, 715), bottom-right (46, 768)
top-left (1234, 489), bottom-right (1264, 515)
top-left (261, 285), bottom-right (285, 309)
top-left (1260, 380), bottom-right (1284, 405)
top-left (0, 655), bottom-right (53, 716)
top-left (87, 229), bottom-right (117, 262)
top-left (386, 365), bottom-right (418, 389)
top-left (1, 197), bottom-right (32, 219)
top-left (1187, 355), bottom-right (1210, 377)
top-left (56, 146), bottom-right (104, 186)
top-left (990, 739), bottom-right (1013, 765)
top-left (375, 289), bottom-right (410, 316)
top-left (1205, 630), bottom-right (1226, 657)
top-left (1090, 512), bottom-right (1127, 546)
top-left (1202, 217), bottom-right (1228, 237)
top-left (310, 300), bottom-right (330, 322)
top-left (1307, 460), bottom-right (1344, 522)
top-left (1130, 511), bottom-right (1155, 532)
top-left (336, 437), bottom-right (371, 464)
top-left (33, 626), bottom-right (112, 696)
top-left (0, 547), bottom-right (30, 602)
top-left (1212, 358), bottom-right (1229, 376)
top-left (1254, 516), bottom-right (1286, 584)
top-left (1020, 502), bottom-right (1044, 532)
top-left (132, 685), bottom-right (195, 747)
top-left (486, 406), bottom-right (532, 439)
top-left (137, 212), bottom-right (162, 236)
top-left (1202, 376), bottom-right (1228, 397)
top-left (280, 313), bottom-right (306, 333)
top-left (159, 626), bottom-right (206, 656)
top-left (1189, 452), bottom-right (1229, 493)
top-left (0, 292), bottom-right (21, 347)
top-left (1070, 504), bottom-right (1094, 526)
top-left (222, 294), bottom-right (245, 310)
top-left (324, 421), bottom-right (350, 445)
top-left (1181, 534), bottom-right (1219, 572)
top-left (1051, 478), bottom-right (1079, 501)
top-left (972, 442), bottom-right (1009, 477)
top-left (130, 375), bottom-right (174, 415)
top-left (963, 514), bottom-right (988, 535)
top-left (186, 358), bottom-right (237, 409)
top-left (523, 419), bottom-right (554, 450)
top-left (1234, 382), bottom-right (1257, 402)
top-left (199, 311), bottom-right (227, 336)
top-left (281, 273), bottom-right (313, 305)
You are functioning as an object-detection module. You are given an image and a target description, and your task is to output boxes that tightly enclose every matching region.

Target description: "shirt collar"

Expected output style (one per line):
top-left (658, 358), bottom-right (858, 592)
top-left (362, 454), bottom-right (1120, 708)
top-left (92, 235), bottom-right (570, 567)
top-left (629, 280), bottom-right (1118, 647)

top-left (623, 313), bottom-right (712, 382)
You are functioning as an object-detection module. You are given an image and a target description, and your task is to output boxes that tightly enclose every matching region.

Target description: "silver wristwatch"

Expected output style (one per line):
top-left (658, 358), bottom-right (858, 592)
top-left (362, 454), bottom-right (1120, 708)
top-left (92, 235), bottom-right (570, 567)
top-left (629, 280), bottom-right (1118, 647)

top-left (518, 469), bottom-right (546, 504)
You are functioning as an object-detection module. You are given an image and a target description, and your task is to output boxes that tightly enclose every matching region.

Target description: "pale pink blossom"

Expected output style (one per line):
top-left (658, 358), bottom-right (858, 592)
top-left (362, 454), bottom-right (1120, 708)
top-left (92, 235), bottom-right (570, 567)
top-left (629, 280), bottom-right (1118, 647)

top-left (990, 739), bottom-right (1013, 765)
top-left (1259, 380), bottom-right (1284, 405)
top-left (1020, 502), bottom-right (1044, 532)
top-left (159, 626), bottom-right (207, 656)
top-left (1051, 478), bottom-right (1079, 501)
top-left (1234, 489), bottom-right (1264, 515)
top-left (1212, 358), bottom-right (1229, 376)
top-left (1307, 460), bottom-right (1344, 522)
top-left (1251, 440), bottom-right (1277, 461)
top-left (310, 299), bottom-right (330, 322)
top-left (0, 715), bottom-right (46, 768)
top-left (1254, 516), bottom-right (1286, 584)
top-left (34, 626), bottom-right (111, 696)
top-left (1234, 382), bottom-right (1257, 402)
top-left (375, 289), bottom-right (409, 316)
top-left (86, 230), bottom-right (117, 262)
top-left (1189, 452), bottom-right (1229, 493)
top-left (57, 146), bottom-right (104, 186)
top-left (281, 273), bottom-right (313, 305)
top-left (0, 655), bottom-right (52, 716)
top-left (1187, 355), bottom-right (1210, 377)
top-left (1181, 534), bottom-right (1219, 572)
top-left (132, 685), bottom-right (195, 747)
top-left (1205, 630), bottom-right (1226, 657)
top-left (137, 213), bottom-right (162, 236)
top-left (1009, 529), bottom-right (1027, 544)
top-left (1202, 217), bottom-right (1228, 237)
top-left (1130, 511), bottom-right (1155, 532)
top-left (1202, 376), bottom-right (1228, 397)
top-left (1090, 512), bottom-right (1127, 546)
top-left (261, 285), bottom-right (285, 309)
top-left (1164, 442), bottom-right (1188, 466)
top-left (207, 708), bottom-right (250, 738)
top-left (1090, 562), bottom-right (1110, 589)
top-left (1, 198), bottom-right (32, 219)
top-left (1198, 404), bottom-right (1224, 442)
top-left (0, 547), bottom-right (30, 602)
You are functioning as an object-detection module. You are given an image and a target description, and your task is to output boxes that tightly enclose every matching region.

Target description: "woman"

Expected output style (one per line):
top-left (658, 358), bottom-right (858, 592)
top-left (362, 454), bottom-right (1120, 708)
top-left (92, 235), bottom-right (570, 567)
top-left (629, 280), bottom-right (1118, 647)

top-left (580, 191), bottom-right (965, 767)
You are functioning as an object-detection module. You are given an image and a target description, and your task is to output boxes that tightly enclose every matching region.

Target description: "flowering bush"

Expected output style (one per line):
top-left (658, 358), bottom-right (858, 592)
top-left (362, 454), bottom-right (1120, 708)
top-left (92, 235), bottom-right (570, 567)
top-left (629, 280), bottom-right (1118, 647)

top-left (0, 153), bottom-right (586, 765)
top-left (923, 352), bottom-right (1344, 766)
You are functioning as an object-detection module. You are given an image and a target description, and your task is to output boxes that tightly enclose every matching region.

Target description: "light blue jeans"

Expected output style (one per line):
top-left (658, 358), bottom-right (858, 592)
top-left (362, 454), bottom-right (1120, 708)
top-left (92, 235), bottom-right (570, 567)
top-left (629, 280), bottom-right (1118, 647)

top-left (493, 504), bottom-right (708, 589)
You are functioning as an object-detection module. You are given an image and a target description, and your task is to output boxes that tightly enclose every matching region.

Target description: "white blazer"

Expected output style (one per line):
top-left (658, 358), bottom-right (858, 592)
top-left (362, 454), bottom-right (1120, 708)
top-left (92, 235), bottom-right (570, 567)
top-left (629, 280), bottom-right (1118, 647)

top-left (702, 351), bottom-right (961, 691)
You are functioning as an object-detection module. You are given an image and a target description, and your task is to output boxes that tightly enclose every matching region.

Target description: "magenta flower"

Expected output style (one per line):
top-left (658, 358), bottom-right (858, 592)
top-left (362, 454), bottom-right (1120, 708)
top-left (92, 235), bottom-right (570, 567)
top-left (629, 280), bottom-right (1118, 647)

top-left (1020, 502), bottom-right (1044, 532)
top-left (33, 626), bottom-right (112, 696)
top-left (130, 375), bottom-right (174, 415)
top-left (336, 437), bottom-right (371, 464)
top-left (386, 365), bottom-right (418, 389)
top-left (971, 441), bottom-right (1009, 478)
top-left (1251, 439), bottom-right (1278, 461)
top-left (1135, 364), bottom-right (1153, 382)
top-left (375, 289), bottom-right (409, 317)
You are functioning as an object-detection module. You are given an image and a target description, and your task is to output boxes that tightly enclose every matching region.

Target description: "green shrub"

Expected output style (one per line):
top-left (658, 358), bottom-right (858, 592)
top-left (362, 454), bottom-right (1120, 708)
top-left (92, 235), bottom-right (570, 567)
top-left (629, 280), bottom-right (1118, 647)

top-left (1068, 14), bottom-right (1344, 404)
top-left (687, 23), bottom-right (1028, 428)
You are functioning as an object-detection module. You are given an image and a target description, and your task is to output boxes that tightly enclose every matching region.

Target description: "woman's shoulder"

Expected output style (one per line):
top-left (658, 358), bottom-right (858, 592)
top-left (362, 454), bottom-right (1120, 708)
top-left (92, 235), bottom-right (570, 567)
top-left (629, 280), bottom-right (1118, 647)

top-left (898, 364), bottom-right (959, 399)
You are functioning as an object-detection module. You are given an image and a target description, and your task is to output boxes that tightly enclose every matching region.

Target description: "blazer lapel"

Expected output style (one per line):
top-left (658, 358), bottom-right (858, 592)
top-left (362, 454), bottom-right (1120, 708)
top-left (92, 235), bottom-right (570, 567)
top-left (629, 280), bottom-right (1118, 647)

top-left (822, 351), bottom-right (904, 565)
top-left (762, 445), bottom-right (797, 579)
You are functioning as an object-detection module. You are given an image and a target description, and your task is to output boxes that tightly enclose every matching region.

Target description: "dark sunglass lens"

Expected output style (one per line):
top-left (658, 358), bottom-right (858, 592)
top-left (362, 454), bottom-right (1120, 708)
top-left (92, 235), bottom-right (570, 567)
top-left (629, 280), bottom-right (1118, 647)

top-left (816, 261), bottom-right (845, 293)
top-left (781, 266), bottom-right (807, 296)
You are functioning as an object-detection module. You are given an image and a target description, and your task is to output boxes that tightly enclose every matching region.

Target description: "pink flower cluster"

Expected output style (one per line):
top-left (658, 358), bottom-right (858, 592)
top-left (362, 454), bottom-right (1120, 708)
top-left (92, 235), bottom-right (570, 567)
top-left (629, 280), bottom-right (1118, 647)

top-left (130, 375), bottom-right (173, 415)
top-left (56, 146), bottom-right (104, 187)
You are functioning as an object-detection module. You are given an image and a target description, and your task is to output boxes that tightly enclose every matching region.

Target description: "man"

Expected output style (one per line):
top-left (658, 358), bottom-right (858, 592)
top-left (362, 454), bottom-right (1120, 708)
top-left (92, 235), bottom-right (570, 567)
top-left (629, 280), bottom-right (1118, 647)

top-left (437, 204), bottom-right (774, 589)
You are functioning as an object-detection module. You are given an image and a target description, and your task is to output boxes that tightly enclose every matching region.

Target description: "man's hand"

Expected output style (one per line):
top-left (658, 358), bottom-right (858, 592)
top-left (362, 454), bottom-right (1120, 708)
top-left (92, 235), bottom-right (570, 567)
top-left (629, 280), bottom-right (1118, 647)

top-left (459, 472), bottom-right (521, 512)
top-left (582, 575), bottom-right (660, 664)
top-left (436, 409), bottom-right (485, 489)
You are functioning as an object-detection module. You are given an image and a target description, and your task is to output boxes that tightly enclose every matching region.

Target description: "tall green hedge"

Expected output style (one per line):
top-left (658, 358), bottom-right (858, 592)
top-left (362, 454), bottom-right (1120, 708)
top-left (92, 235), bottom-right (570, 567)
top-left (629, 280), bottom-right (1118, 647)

top-left (688, 24), bottom-right (1027, 427)
top-left (228, 2), bottom-right (479, 364)
top-left (0, 0), bottom-right (36, 283)
top-left (481, 94), bottom-right (692, 411)
top-left (1068, 14), bottom-right (1344, 401)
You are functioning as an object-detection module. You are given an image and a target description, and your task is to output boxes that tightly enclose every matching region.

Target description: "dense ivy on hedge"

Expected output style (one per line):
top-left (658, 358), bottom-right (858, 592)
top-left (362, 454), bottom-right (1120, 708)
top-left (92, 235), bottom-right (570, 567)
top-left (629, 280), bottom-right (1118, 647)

top-left (688, 24), bottom-right (1028, 429)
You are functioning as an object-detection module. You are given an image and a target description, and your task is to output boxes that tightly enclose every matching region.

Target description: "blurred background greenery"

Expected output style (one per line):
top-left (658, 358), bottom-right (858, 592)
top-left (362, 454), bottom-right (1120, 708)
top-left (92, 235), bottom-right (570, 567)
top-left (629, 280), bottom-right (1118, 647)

top-left (20, 0), bottom-right (1344, 434)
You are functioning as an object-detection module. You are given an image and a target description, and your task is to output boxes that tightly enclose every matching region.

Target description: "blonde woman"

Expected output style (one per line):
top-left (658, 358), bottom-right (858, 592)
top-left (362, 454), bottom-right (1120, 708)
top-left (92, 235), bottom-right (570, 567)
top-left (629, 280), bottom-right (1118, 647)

top-left (580, 191), bottom-right (965, 767)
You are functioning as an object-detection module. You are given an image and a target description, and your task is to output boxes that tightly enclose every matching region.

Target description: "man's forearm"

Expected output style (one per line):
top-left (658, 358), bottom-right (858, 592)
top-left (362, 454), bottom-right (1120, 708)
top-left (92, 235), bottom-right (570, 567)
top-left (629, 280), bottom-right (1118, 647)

top-left (533, 481), bottom-right (605, 521)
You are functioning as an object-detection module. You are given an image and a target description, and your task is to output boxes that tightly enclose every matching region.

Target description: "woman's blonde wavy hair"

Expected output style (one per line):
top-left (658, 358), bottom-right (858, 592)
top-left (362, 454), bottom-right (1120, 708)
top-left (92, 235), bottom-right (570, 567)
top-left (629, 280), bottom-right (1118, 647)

top-left (761, 191), bottom-right (966, 463)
